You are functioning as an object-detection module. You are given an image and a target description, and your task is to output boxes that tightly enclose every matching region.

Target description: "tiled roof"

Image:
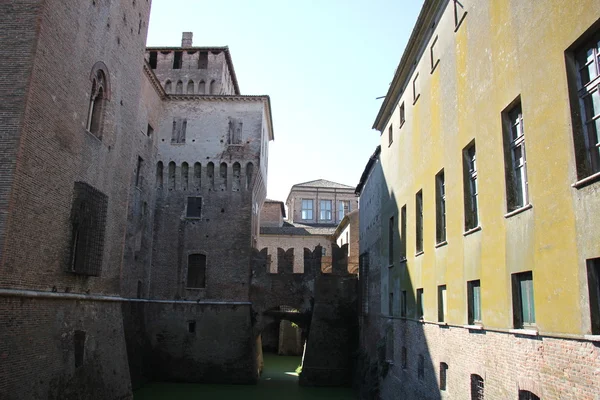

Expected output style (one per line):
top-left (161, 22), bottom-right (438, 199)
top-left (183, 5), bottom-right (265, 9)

top-left (260, 221), bottom-right (337, 236)
top-left (291, 179), bottom-right (355, 190)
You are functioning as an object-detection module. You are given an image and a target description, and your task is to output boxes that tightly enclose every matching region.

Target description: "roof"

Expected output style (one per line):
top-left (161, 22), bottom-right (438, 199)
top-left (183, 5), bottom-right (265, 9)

top-left (260, 221), bottom-right (337, 237)
top-left (372, 0), bottom-right (444, 132)
top-left (145, 46), bottom-right (241, 95)
top-left (355, 145), bottom-right (381, 195)
top-left (264, 199), bottom-right (286, 218)
top-left (291, 179), bottom-right (355, 190)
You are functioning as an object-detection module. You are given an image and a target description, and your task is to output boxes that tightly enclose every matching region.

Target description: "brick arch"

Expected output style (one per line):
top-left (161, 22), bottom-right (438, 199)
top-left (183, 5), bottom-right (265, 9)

top-left (89, 61), bottom-right (111, 100)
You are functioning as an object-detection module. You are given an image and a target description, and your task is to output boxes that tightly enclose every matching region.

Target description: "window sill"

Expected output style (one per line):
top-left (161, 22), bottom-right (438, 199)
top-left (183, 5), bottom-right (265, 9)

top-left (572, 171), bottom-right (600, 189)
top-left (415, 250), bottom-right (424, 257)
top-left (228, 144), bottom-right (244, 147)
top-left (463, 225), bottom-right (481, 237)
top-left (584, 335), bottom-right (600, 342)
top-left (170, 142), bottom-right (186, 146)
top-left (504, 203), bottom-right (533, 218)
top-left (509, 328), bottom-right (538, 336)
top-left (435, 240), bottom-right (448, 248)
top-left (463, 324), bottom-right (483, 330)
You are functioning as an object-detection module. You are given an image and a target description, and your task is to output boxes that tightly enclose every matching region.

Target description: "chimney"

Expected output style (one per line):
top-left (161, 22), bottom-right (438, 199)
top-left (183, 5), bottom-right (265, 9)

top-left (181, 32), bottom-right (193, 47)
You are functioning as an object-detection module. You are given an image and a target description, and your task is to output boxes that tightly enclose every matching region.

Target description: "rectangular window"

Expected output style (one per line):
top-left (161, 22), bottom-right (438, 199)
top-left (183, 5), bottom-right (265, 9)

top-left (186, 197), bottom-right (202, 218)
top-left (149, 51), bottom-right (157, 69)
top-left (338, 200), bottom-right (350, 221)
top-left (301, 199), bottom-right (313, 220)
top-left (587, 258), bottom-right (600, 334)
top-left (413, 73), bottom-right (420, 103)
top-left (569, 30), bottom-right (600, 179)
top-left (319, 200), bottom-right (332, 221)
top-left (401, 290), bottom-right (407, 317)
top-left (400, 205), bottom-right (407, 259)
top-left (69, 182), bottom-right (108, 276)
top-left (512, 271), bottom-right (535, 328)
top-left (436, 169), bottom-right (446, 243)
top-left (416, 288), bottom-right (424, 320)
top-left (400, 102), bottom-right (406, 126)
top-left (389, 292), bottom-right (394, 317)
top-left (135, 156), bottom-right (143, 187)
top-left (186, 254), bottom-right (206, 288)
top-left (467, 280), bottom-right (481, 325)
top-left (430, 35), bottom-right (439, 72)
top-left (388, 124), bottom-right (393, 146)
top-left (188, 320), bottom-right (196, 333)
top-left (454, 0), bottom-right (467, 30)
top-left (503, 100), bottom-right (529, 211)
top-left (388, 216), bottom-right (394, 265)
top-left (198, 51), bottom-right (208, 69)
top-left (416, 190), bottom-right (423, 253)
top-left (438, 285), bottom-right (447, 323)
top-left (463, 142), bottom-right (479, 230)
top-left (173, 51), bottom-right (183, 69)
top-left (471, 374), bottom-right (485, 400)
top-left (439, 362), bottom-right (448, 391)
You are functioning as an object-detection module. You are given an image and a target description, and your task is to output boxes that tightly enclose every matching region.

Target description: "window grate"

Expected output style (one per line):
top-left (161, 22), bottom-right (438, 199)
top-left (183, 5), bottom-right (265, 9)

top-left (470, 374), bottom-right (484, 400)
top-left (68, 182), bottom-right (108, 276)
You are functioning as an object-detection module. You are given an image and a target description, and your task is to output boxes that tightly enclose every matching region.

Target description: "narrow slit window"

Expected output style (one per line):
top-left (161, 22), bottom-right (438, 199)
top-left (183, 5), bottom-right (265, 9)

top-left (512, 271), bottom-right (535, 328)
top-left (149, 51), bottom-right (157, 69)
top-left (467, 280), bottom-right (482, 325)
top-left (416, 190), bottom-right (423, 253)
top-left (173, 51), bottom-right (182, 69)
top-left (436, 169), bottom-right (446, 243)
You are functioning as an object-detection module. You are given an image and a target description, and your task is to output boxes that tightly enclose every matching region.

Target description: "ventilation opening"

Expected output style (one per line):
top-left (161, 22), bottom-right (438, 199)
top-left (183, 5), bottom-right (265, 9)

top-left (173, 51), bottom-right (182, 69)
top-left (188, 320), bottom-right (196, 333)
top-left (149, 51), bottom-right (157, 69)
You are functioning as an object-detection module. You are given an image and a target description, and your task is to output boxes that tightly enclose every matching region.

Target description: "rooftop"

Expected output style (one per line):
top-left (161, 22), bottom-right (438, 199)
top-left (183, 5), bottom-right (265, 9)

top-left (291, 179), bottom-right (355, 190)
top-left (260, 221), bottom-right (337, 237)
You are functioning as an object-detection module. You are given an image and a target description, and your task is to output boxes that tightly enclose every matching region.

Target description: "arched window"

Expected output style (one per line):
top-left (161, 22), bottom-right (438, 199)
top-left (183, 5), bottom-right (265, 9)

top-left (156, 161), bottom-right (163, 187)
top-left (87, 63), bottom-right (110, 137)
top-left (193, 162), bottom-right (201, 191)
top-left (176, 80), bottom-right (183, 94)
top-left (232, 162), bottom-right (241, 191)
top-left (198, 80), bottom-right (206, 94)
top-left (246, 162), bottom-right (254, 189)
top-left (207, 162), bottom-right (215, 190)
top-left (209, 80), bottom-right (216, 94)
top-left (219, 162), bottom-right (227, 191)
top-left (168, 161), bottom-right (176, 190)
top-left (186, 80), bottom-right (194, 94)
top-left (181, 162), bottom-right (189, 191)
top-left (165, 80), bottom-right (172, 93)
top-left (470, 374), bottom-right (484, 400)
top-left (518, 390), bottom-right (540, 400)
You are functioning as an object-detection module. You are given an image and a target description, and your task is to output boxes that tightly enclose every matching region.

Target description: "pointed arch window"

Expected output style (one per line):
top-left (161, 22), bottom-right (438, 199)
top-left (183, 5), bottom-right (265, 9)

top-left (87, 63), bottom-right (110, 138)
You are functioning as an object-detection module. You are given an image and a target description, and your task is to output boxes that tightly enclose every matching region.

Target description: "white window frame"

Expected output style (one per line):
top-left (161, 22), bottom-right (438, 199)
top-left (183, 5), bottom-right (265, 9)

top-left (319, 200), bottom-right (332, 221)
top-left (301, 199), bottom-right (313, 220)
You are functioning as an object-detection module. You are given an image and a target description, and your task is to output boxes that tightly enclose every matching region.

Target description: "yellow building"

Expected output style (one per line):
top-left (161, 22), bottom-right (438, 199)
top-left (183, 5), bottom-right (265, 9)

top-left (359, 0), bottom-right (600, 398)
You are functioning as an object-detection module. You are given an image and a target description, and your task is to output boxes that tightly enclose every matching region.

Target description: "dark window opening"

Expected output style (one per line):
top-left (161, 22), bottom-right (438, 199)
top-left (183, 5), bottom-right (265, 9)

top-left (400, 205), bottom-right (407, 259)
top-left (519, 390), bottom-right (540, 400)
top-left (146, 123), bottom-right (153, 138)
top-left (173, 51), bottom-right (182, 69)
top-left (401, 346), bottom-right (407, 369)
top-left (400, 102), bottom-right (405, 126)
top-left (69, 182), bottom-right (108, 276)
top-left (388, 124), bottom-right (393, 146)
top-left (502, 99), bottom-right (528, 210)
top-left (468, 280), bottom-right (482, 324)
top-left (440, 362), bottom-right (448, 391)
top-left (198, 51), bottom-right (208, 69)
top-left (188, 320), bottom-right (196, 333)
top-left (471, 374), bottom-right (484, 400)
top-left (181, 162), bottom-right (189, 191)
top-left (156, 161), bottom-right (163, 187)
top-left (168, 161), bottom-right (176, 190)
top-left (416, 190), bottom-right (423, 253)
top-left (436, 169), bottom-right (446, 243)
top-left (135, 156), bottom-right (143, 187)
top-left (401, 290), bottom-right (407, 317)
top-left (149, 51), bottom-right (157, 69)
top-left (587, 258), bottom-right (600, 334)
top-left (74, 330), bottom-right (86, 368)
top-left (463, 142), bottom-right (479, 230)
top-left (187, 254), bottom-right (206, 288)
top-left (416, 288), bottom-right (424, 319)
top-left (186, 197), bottom-right (202, 218)
top-left (87, 70), bottom-right (107, 137)
top-left (512, 271), bottom-right (535, 328)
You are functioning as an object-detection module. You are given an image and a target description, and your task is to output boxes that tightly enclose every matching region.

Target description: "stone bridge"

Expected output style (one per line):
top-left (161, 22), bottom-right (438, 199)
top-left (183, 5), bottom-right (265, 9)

top-left (250, 244), bottom-right (358, 386)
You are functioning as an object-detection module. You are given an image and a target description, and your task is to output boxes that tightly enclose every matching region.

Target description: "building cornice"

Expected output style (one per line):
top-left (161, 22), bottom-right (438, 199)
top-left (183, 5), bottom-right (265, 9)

top-left (372, 0), bottom-right (445, 132)
top-left (143, 62), bottom-right (167, 99)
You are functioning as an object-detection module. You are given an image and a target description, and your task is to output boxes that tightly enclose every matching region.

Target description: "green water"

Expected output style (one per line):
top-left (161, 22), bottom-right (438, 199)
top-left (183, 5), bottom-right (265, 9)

top-left (134, 354), bottom-right (355, 399)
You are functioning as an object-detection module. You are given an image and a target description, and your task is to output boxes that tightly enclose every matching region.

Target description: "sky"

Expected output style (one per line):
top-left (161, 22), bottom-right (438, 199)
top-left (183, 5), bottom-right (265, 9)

top-left (147, 0), bottom-right (425, 202)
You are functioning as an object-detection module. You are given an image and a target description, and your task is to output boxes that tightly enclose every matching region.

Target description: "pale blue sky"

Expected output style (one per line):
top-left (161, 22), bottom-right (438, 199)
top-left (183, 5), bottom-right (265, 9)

top-left (147, 0), bottom-right (424, 202)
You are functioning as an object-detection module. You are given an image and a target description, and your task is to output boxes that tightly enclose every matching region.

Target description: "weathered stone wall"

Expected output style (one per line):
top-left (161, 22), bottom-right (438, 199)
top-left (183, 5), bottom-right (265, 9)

top-left (0, 297), bottom-right (132, 400)
top-left (144, 302), bottom-right (256, 384)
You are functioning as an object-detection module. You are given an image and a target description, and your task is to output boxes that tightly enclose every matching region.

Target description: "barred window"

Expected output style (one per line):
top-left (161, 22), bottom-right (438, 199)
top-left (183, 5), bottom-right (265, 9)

top-left (471, 374), bottom-right (484, 400)
top-left (68, 182), bottom-right (108, 276)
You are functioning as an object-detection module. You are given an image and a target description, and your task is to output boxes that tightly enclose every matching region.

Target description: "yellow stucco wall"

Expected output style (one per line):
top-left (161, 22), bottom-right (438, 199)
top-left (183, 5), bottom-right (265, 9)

top-left (379, 0), bottom-right (600, 335)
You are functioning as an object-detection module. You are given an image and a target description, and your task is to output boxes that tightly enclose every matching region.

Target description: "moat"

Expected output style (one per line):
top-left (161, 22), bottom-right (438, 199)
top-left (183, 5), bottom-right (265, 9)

top-left (134, 354), bottom-right (355, 400)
